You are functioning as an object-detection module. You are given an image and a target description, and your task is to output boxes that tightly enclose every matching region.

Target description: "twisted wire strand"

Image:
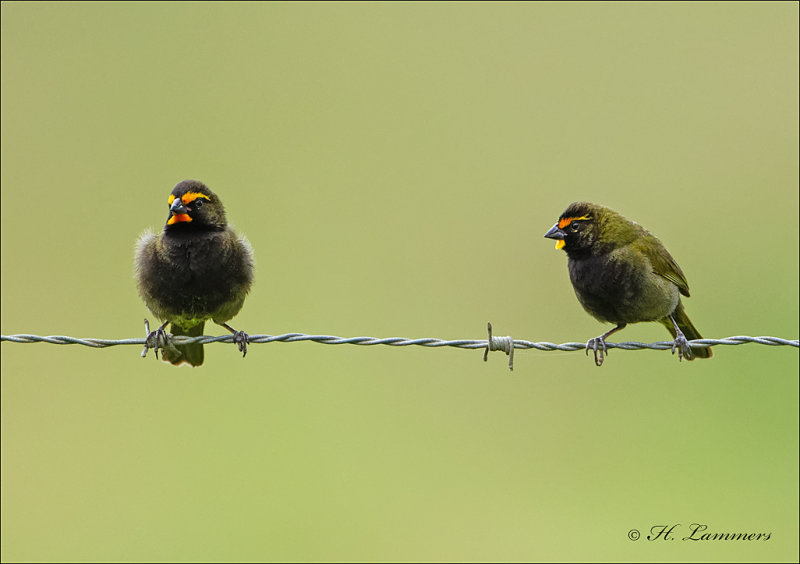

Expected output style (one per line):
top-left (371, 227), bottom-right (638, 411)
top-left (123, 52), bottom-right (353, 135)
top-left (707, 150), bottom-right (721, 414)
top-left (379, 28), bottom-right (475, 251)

top-left (2, 333), bottom-right (797, 350)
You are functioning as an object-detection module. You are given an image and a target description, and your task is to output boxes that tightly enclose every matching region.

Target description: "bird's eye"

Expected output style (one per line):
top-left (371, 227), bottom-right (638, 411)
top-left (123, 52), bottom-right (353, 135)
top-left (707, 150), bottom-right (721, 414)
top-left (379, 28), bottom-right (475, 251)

top-left (194, 199), bottom-right (204, 208)
top-left (570, 222), bottom-right (581, 232)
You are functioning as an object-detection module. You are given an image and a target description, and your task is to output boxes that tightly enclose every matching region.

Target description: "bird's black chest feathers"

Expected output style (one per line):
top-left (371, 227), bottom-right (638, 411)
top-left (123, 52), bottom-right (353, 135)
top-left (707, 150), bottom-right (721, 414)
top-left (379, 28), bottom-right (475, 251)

top-left (567, 251), bottom-right (644, 323)
top-left (166, 231), bottom-right (228, 279)
top-left (157, 229), bottom-right (249, 316)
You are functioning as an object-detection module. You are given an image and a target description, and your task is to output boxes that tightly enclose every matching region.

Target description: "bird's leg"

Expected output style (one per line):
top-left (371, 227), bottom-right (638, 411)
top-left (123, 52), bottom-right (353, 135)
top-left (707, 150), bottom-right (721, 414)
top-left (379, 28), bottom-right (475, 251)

top-left (586, 324), bottom-right (626, 367)
top-left (142, 319), bottom-right (175, 360)
top-left (668, 315), bottom-right (693, 361)
top-left (219, 322), bottom-right (250, 358)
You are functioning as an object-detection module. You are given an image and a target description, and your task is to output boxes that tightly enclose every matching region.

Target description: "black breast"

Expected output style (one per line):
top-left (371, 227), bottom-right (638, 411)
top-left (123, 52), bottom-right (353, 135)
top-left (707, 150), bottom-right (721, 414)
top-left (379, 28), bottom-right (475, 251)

top-left (160, 229), bottom-right (252, 317)
top-left (567, 253), bottom-right (643, 324)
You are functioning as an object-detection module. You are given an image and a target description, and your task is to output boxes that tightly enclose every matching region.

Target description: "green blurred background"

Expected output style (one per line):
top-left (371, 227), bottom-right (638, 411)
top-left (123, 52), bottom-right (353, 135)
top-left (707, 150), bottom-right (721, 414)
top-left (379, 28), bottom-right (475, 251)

top-left (2, 2), bottom-right (798, 562)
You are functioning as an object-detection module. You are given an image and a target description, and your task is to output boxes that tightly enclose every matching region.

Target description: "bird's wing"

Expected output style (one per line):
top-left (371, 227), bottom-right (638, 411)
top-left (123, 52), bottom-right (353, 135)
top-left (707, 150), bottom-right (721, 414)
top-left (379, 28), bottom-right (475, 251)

top-left (634, 236), bottom-right (691, 297)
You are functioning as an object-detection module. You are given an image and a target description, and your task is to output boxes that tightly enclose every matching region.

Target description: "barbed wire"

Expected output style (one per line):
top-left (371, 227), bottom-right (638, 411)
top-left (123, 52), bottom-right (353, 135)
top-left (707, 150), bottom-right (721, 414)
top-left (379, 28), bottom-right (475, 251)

top-left (2, 323), bottom-right (797, 370)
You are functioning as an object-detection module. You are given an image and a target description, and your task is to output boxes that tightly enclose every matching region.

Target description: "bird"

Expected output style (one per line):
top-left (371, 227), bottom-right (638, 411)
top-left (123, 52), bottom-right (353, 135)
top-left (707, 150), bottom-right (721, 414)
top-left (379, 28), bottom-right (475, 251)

top-left (135, 179), bottom-right (254, 366)
top-left (544, 202), bottom-right (712, 366)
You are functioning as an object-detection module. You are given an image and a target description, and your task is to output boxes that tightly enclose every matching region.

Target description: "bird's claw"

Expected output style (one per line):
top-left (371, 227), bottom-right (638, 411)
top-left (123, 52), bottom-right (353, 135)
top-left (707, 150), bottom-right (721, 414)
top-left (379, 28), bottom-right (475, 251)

top-left (585, 336), bottom-right (608, 367)
top-left (671, 332), bottom-right (693, 362)
top-left (142, 319), bottom-right (178, 360)
top-left (146, 328), bottom-right (168, 360)
top-left (232, 331), bottom-right (250, 357)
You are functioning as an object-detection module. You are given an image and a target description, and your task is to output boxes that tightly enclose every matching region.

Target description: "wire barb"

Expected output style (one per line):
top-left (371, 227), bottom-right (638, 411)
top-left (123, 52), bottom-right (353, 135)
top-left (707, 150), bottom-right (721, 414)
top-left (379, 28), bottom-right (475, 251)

top-left (484, 322), bottom-right (515, 370)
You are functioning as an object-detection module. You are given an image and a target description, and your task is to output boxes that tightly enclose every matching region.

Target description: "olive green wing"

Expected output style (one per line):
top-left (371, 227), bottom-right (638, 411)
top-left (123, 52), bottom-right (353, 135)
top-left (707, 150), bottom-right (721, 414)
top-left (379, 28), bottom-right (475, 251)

top-left (633, 236), bottom-right (691, 297)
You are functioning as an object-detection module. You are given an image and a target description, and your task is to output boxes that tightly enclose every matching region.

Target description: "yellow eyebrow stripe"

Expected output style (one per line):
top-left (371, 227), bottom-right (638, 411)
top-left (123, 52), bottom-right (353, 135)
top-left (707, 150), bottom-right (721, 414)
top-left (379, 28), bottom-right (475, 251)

top-left (181, 192), bottom-right (211, 205)
top-left (168, 192), bottom-right (211, 205)
top-left (558, 215), bottom-right (591, 229)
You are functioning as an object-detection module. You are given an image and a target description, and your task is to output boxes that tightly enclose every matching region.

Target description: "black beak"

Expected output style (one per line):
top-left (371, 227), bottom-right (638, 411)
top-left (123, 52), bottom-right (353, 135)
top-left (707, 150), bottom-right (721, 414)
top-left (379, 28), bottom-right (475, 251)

top-left (170, 198), bottom-right (188, 215)
top-left (544, 223), bottom-right (566, 240)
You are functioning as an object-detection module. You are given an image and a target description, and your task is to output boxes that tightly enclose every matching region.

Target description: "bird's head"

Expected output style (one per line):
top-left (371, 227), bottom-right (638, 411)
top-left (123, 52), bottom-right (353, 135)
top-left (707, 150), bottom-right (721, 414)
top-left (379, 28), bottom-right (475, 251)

top-left (165, 180), bottom-right (227, 231)
top-left (544, 201), bottom-right (603, 254)
top-left (544, 202), bottom-right (638, 256)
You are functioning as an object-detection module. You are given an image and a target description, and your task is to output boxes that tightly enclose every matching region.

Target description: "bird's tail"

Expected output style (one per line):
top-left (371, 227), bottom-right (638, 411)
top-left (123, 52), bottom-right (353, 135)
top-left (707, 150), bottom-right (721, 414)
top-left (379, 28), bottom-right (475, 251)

top-left (162, 321), bottom-right (205, 366)
top-left (661, 303), bottom-right (712, 360)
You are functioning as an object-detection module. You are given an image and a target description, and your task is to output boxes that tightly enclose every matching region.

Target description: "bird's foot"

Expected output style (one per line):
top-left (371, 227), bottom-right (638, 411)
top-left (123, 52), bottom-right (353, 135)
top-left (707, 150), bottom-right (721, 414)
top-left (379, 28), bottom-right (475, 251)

top-left (217, 322), bottom-right (250, 358)
top-left (142, 319), bottom-right (178, 360)
top-left (585, 336), bottom-right (608, 367)
top-left (671, 327), bottom-right (693, 362)
top-left (232, 331), bottom-right (249, 357)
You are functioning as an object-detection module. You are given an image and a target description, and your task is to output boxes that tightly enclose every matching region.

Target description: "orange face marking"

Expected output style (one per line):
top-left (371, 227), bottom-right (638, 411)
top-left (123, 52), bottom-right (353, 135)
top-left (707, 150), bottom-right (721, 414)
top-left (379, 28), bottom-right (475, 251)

top-left (180, 192), bottom-right (211, 205)
top-left (168, 192), bottom-right (211, 205)
top-left (557, 215), bottom-right (591, 229)
top-left (166, 192), bottom-right (209, 225)
top-left (167, 213), bottom-right (192, 225)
